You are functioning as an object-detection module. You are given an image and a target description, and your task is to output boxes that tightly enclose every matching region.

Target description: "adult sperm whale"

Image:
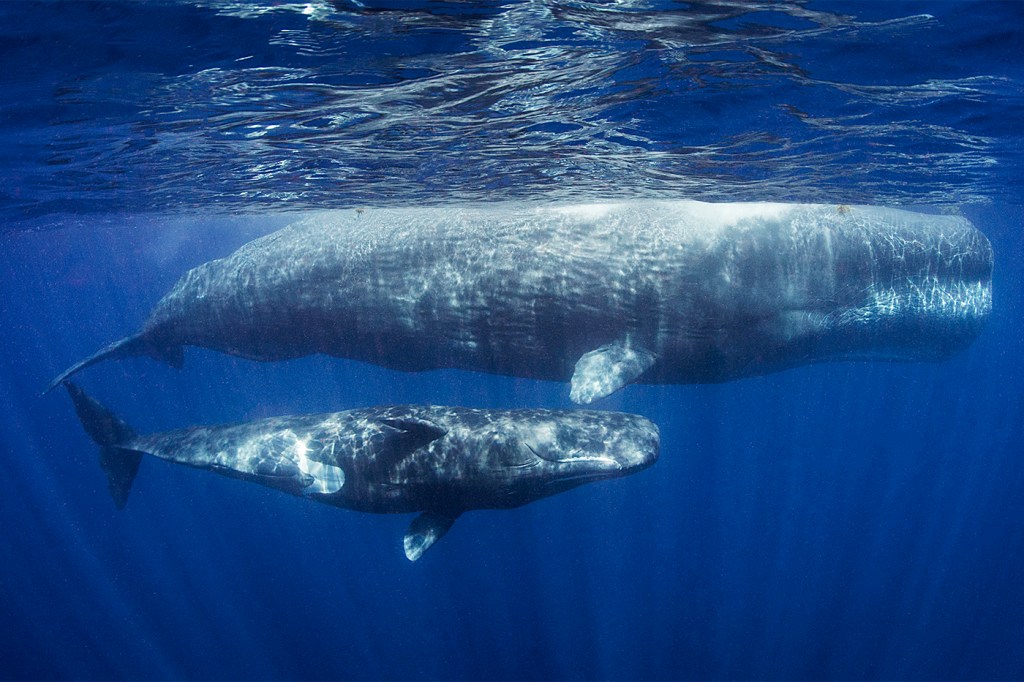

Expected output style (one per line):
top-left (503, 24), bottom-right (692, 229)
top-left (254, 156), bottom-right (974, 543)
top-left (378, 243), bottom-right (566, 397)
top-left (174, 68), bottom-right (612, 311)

top-left (47, 201), bottom-right (993, 403)
top-left (63, 382), bottom-right (658, 560)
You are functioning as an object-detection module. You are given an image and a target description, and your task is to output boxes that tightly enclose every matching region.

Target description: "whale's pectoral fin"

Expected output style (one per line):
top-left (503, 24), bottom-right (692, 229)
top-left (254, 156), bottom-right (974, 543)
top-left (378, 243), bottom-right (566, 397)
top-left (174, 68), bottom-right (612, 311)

top-left (404, 511), bottom-right (461, 561)
top-left (570, 342), bottom-right (656, 404)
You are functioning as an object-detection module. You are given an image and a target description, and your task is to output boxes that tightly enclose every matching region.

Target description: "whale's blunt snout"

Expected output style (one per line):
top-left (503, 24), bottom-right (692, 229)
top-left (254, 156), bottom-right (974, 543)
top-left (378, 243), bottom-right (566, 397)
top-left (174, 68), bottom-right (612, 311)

top-left (514, 412), bottom-right (659, 481)
top-left (620, 417), bottom-right (660, 473)
top-left (567, 413), bottom-right (659, 476)
top-left (818, 213), bottom-right (994, 363)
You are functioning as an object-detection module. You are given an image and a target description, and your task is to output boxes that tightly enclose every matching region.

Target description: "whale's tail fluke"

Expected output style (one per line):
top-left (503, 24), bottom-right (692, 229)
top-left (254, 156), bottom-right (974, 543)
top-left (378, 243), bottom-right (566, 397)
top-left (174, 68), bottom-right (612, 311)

top-left (63, 382), bottom-right (143, 509)
top-left (44, 332), bottom-right (183, 396)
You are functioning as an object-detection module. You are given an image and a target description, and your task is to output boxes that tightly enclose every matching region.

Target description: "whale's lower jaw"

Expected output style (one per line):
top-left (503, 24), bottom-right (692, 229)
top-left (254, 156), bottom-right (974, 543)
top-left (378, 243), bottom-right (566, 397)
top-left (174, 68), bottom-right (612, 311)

top-left (778, 278), bottom-right (987, 366)
top-left (834, 279), bottom-right (991, 331)
top-left (823, 279), bottom-right (992, 361)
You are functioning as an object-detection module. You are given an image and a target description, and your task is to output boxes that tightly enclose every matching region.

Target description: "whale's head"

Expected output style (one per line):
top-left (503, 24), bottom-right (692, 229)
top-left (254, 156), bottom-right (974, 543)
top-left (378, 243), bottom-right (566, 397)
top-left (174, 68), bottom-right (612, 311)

top-left (725, 206), bottom-right (995, 371)
top-left (387, 407), bottom-right (659, 561)
top-left (814, 208), bottom-right (994, 363)
top-left (454, 409), bottom-right (660, 509)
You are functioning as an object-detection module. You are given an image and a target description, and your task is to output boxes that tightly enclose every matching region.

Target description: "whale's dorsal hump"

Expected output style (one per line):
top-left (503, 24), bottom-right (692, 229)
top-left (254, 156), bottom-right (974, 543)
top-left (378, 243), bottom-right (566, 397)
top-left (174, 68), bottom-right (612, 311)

top-left (404, 511), bottom-right (461, 561)
top-left (371, 417), bottom-right (448, 469)
top-left (570, 341), bottom-right (656, 404)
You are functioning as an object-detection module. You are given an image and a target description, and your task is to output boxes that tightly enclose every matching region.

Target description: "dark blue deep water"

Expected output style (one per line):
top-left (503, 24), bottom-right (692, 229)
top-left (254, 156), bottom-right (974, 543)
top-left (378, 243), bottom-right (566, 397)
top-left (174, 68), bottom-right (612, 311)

top-left (2, 2), bottom-right (1023, 680)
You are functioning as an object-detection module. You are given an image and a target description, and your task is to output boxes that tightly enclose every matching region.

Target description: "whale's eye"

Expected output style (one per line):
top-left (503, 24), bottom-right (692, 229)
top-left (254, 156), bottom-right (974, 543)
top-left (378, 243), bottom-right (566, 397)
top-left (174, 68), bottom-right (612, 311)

top-left (520, 434), bottom-right (570, 464)
top-left (505, 442), bottom-right (542, 469)
top-left (488, 433), bottom-right (536, 468)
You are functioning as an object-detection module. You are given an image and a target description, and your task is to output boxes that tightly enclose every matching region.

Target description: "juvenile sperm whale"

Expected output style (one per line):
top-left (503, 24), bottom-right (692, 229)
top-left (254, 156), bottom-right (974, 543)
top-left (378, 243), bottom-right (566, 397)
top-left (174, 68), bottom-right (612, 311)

top-left (63, 382), bottom-right (658, 560)
top-left (47, 201), bottom-right (993, 403)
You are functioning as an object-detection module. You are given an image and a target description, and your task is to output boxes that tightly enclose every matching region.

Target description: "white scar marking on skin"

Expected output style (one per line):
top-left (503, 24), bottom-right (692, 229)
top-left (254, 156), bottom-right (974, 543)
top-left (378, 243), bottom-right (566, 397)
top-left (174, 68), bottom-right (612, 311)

top-left (292, 434), bottom-right (345, 496)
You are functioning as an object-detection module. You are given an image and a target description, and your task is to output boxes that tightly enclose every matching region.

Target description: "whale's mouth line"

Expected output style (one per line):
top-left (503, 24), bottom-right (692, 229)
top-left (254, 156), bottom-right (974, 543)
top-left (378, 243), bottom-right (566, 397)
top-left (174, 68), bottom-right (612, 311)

top-left (524, 443), bottom-right (621, 468)
top-left (784, 280), bottom-right (992, 320)
top-left (544, 471), bottom-right (616, 487)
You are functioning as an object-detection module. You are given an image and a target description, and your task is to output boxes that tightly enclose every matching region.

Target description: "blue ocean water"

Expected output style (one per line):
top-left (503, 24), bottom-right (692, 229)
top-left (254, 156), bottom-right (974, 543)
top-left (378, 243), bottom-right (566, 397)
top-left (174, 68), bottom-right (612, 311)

top-left (1, 2), bottom-right (1022, 680)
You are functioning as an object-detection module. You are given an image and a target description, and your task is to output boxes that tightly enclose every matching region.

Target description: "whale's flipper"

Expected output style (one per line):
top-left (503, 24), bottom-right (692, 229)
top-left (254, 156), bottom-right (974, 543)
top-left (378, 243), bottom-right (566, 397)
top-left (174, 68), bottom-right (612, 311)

top-left (63, 382), bottom-right (143, 509)
top-left (44, 333), bottom-right (183, 396)
top-left (570, 341), bottom-right (656, 404)
top-left (404, 511), bottom-right (460, 561)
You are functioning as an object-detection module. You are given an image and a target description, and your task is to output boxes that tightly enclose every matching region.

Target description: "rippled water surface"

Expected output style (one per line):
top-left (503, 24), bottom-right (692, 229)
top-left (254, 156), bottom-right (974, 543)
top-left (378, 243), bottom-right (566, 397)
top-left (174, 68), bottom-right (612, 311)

top-left (2, 0), bottom-right (1022, 226)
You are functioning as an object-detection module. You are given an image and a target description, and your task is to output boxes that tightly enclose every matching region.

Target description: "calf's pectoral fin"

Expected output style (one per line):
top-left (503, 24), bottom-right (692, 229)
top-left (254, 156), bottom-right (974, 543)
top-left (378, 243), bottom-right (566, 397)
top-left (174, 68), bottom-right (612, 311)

top-left (404, 511), bottom-right (461, 561)
top-left (570, 341), bottom-right (656, 404)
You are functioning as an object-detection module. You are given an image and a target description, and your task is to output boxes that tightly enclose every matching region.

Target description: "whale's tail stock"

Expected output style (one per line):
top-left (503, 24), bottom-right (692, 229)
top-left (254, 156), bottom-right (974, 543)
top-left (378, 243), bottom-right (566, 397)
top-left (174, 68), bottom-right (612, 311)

top-left (44, 332), bottom-right (183, 396)
top-left (63, 382), bottom-right (143, 509)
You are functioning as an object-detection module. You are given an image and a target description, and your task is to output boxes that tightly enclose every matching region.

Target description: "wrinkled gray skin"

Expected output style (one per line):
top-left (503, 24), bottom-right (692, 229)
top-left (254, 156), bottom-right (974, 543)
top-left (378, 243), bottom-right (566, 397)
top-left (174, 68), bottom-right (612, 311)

top-left (49, 201), bottom-right (993, 402)
top-left (64, 382), bottom-right (658, 560)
